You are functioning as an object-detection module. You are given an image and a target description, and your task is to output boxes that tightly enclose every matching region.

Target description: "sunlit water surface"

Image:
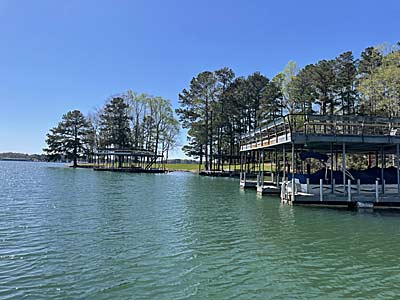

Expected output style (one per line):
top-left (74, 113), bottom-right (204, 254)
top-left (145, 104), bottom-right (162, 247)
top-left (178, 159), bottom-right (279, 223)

top-left (1, 161), bottom-right (400, 299)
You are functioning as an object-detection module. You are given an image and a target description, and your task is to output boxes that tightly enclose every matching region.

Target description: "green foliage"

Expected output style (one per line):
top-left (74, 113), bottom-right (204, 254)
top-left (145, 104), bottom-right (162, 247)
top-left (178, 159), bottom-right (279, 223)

top-left (45, 91), bottom-right (180, 165)
top-left (358, 49), bottom-right (400, 117)
top-left (99, 97), bottom-right (132, 148)
top-left (177, 41), bottom-right (400, 170)
top-left (334, 51), bottom-right (357, 114)
top-left (44, 110), bottom-right (93, 167)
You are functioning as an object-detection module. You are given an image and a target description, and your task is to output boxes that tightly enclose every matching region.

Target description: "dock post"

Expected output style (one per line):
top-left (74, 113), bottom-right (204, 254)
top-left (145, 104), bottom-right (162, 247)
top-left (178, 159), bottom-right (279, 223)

top-left (320, 179), bottom-right (323, 201)
top-left (332, 178), bottom-right (335, 194)
top-left (330, 142), bottom-right (334, 193)
top-left (306, 178), bottom-right (310, 194)
top-left (239, 153), bottom-right (243, 181)
top-left (270, 151), bottom-right (273, 183)
top-left (282, 145), bottom-right (286, 182)
top-left (244, 152), bottom-right (248, 184)
top-left (397, 144), bottom-right (400, 193)
top-left (261, 149), bottom-right (265, 188)
top-left (375, 180), bottom-right (379, 202)
top-left (347, 179), bottom-right (351, 202)
top-left (276, 173), bottom-right (280, 189)
top-left (342, 142), bottom-right (346, 196)
top-left (357, 179), bottom-right (360, 194)
top-left (274, 148), bottom-right (278, 186)
top-left (383, 179), bottom-right (386, 195)
top-left (291, 143), bottom-right (295, 201)
top-left (381, 146), bottom-right (385, 195)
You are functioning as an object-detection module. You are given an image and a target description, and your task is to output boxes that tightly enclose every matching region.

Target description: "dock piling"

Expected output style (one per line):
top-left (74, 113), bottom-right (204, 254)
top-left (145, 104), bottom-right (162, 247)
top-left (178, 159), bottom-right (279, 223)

top-left (291, 143), bottom-right (295, 201)
top-left (397, 144), bottom-right (400, 193)
top-left (375, 180), bottom-right (379, 202)
top-left (320, 179), bottom-right (323, 201)
top-left (342, 143), bottom-right (346, 195)
top-left (347, 179), bottom-right (351, 202)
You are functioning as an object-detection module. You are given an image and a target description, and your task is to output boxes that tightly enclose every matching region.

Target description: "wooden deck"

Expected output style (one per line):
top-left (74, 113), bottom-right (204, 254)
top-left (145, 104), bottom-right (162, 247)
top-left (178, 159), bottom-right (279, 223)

top-left (240, 114), bottom-right (400, 152)
top-left (93, 167), bottom-right (167, 174)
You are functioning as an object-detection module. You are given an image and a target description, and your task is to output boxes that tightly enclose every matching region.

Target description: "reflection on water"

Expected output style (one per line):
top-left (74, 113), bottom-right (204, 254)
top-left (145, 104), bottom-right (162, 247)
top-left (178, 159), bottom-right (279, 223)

top-left (1, 161), bottom-right (400, 299)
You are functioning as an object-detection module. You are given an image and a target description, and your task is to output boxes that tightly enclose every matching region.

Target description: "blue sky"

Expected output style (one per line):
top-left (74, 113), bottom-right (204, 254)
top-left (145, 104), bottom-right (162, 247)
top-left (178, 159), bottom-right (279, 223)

top-left (0, 0), bottom-right (399, 158)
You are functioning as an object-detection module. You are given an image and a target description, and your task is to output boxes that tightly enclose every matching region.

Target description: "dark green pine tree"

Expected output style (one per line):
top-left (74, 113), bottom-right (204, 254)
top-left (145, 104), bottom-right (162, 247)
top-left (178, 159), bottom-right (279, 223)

top-left (334, 51), bottom-right (357, 114)
top-left (245, 72), bottom-right (269, 129)
top-left (287, 64), bottom-right (316, 114)
top-left (358, 46), bottom-right (383, 77)
top-left (214, 67), bottom-right (235, 170)
top-left (176, 71), bottom-right (218, 170)
top-left (99, 97), bottom-right (132, 148)
top-left (44, 110), bottom-right (93, 167)
top-left (310, 60), bottom-right (336, 115)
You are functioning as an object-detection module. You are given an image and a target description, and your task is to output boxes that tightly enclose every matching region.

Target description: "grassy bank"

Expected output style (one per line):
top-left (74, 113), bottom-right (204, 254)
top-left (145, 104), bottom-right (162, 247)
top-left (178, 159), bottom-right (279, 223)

top-left (165, 163), bottom-right (199, 172)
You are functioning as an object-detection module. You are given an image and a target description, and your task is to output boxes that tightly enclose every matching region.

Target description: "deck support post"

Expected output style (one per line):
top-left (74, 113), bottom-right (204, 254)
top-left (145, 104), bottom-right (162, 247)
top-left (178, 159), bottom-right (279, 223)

top-left (357, 179), bottom-right (360, 194)
top-left (320, 179), bottom-right (323, 201)
top-left (375, 180), bottom-right (379, 202)
top-left (330, 142), bottom-right (334, 193)
top-left (270, 151), bottom-right (273, 183)
top-left (282, 145), bottom-right (286, 183)
top-left (291, 143), bottom-right (295, 201)
top-left (397, 144), bottom-right (400, 193)
top-left (381, 146), bottom-right (385, 194)
top-left (243, 152), bottom-right (247, 186)
top-left (239, 153), bottom-right (242, 181)
top-left (277, 172), bottom-right (280, 188)
top-left (348, 179), bottom-right (351, 202)
top-left (332, 178), bottom-right (335, 194)
top-left (275, 148), bottom-right (278, 186)
top-left (306, 178), bottom-right (310, 194)
top-left (261, 149), bottom-right (264, 188)
top-left (342, 143), bottom-right (346, 196)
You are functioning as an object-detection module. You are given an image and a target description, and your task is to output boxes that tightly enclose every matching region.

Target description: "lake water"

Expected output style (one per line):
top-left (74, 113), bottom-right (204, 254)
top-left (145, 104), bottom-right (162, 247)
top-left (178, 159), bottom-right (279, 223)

top-left (1, 161), bottom-right (400, 299)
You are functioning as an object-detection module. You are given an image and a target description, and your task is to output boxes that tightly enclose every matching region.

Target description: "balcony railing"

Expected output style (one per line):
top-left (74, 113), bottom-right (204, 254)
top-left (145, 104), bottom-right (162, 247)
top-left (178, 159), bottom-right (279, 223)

top-left (240, 114), bottom-right (400, 151)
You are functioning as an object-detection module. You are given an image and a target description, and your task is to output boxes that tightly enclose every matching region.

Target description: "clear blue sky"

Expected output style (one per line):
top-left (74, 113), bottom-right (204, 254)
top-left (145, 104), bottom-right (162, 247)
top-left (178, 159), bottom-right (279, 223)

top-left (0, 0), bottom-right (399, 158)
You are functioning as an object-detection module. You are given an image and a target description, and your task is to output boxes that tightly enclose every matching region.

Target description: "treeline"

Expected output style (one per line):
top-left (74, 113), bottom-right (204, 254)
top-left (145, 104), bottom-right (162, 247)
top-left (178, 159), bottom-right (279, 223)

top-left (0, 152), bottom-right (46, 161)
top-left (177, 42), bottom-right (400, 170)
top-left (45, 91), bottom-right (179, 167)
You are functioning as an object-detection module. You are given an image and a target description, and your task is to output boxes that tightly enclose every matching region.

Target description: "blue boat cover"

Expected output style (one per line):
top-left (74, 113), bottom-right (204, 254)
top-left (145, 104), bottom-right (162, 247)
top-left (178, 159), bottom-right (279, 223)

top-left (288, 167), bottom-right (399, 184)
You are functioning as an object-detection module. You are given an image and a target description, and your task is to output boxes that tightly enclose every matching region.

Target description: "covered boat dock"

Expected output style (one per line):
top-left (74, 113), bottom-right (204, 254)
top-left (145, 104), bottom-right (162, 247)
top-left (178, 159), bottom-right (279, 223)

top-left (92, 148), bottom-right (166, 173)
top-left (239, 114), bottom-right (400, 209)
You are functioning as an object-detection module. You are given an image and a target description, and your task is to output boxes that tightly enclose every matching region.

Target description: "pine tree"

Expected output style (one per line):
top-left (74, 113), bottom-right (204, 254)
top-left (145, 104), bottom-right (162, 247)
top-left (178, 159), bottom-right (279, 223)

top-left (99, 97), bottom-right (132, 148)
top-left (334, 51), bottom-right (357, 114)
top-left (44, 110), bottom-right (93, 167)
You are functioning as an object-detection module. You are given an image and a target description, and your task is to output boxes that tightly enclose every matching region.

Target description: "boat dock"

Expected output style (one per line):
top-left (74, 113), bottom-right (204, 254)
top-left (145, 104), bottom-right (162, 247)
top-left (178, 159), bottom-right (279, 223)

top-left (91, 148), bottom-right (167, 173)
top-left (239, 114), bottom-right (400, 209)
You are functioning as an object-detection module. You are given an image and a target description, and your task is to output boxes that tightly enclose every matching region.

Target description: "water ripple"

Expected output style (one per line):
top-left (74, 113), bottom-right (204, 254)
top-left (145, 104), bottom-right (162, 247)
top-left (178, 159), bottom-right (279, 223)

top-left (1, 162), bottom-right (400, 299)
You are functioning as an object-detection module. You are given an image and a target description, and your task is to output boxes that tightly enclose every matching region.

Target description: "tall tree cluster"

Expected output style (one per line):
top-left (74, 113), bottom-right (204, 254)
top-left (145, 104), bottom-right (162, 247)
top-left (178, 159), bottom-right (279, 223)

top-left (177, 42), bottom-right (400, 170)
top-left (45, 91), bottom-right (179, 166)
top-left (176, 68), bottom-right (282, 171)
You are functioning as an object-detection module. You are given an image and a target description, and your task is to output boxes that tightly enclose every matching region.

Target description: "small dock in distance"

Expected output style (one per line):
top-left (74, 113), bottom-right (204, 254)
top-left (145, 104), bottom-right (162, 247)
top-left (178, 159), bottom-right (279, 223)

top-left (91, 148), bottom-right (167, 174)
